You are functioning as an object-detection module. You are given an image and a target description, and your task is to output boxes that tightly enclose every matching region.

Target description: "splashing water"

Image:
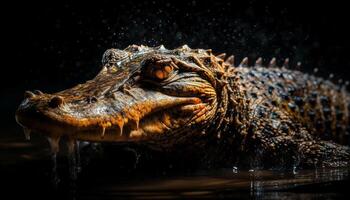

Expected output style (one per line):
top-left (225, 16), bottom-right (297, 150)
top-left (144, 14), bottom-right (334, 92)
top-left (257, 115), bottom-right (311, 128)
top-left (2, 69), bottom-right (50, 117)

top-left (47, 137), bottom-right (60, 187)
top-left (67, 139), bottom-right (82, 181)
top-left (50, 152), bottom-right (60, 188)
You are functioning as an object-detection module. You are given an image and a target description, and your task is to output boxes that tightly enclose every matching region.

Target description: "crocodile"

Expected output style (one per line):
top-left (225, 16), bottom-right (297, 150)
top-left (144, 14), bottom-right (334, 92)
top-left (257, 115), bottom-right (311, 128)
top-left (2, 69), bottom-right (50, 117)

top-left (15, 45), bottom-right (350, 169)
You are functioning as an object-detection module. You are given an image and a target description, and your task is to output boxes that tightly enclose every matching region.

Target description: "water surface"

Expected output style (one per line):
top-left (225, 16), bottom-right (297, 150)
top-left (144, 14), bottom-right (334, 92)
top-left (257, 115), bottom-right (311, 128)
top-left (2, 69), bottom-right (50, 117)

top-left (1, 129), bottom-right (349, 199)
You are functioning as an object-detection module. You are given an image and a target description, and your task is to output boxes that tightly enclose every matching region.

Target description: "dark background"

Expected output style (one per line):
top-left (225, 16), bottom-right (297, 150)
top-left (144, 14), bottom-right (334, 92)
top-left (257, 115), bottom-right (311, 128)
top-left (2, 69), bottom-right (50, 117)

top-left (2, 0), bottom-right (350, 132)
top-left (1, 1), bottom-right (350, 199)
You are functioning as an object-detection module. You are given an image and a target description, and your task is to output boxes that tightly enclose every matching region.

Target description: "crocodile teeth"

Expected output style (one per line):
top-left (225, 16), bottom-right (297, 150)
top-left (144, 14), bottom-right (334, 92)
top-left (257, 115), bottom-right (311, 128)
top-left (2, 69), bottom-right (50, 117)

top-left (116, 117), bottom-right (124, 136)
top-left (101, 127), bottom-right (106, 138)
top-left (118, 124), bottom-right (124, 136)
top-left (23, 127), bottom-right (31, 140)
top-left (135, 120), bottom-right (139, 130)
top-left (129, 119), bottom-right (140, 131)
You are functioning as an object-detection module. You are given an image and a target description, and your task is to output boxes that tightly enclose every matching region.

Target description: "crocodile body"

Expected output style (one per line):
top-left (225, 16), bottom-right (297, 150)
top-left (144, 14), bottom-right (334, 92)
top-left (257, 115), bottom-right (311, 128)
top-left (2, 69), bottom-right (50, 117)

top-left (16, 45), bottom-right (350, 168)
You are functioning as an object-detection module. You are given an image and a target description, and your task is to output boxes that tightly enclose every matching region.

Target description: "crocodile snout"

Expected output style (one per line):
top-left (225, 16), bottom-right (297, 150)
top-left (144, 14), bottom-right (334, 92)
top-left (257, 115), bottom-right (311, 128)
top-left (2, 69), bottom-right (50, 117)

top-left (16, 90), bottom-right (66, 132)
top-left (22, 90), bottom-right (64, 108)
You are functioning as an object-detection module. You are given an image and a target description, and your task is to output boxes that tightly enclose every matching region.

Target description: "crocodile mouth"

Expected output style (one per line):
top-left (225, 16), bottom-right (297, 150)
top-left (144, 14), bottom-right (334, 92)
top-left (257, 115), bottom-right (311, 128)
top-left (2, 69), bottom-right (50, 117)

top-left (15, 89), bottom-right (206, 145)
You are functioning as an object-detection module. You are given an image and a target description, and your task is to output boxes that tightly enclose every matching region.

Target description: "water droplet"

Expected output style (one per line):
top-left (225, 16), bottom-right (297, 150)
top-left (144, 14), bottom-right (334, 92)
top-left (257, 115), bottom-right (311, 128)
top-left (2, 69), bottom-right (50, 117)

top-left (23, 127), bottom-right (31, 140)
top-left (232, 166), bottom-right (238, 173)
top-left (293, 166), bottom-right (298, 175)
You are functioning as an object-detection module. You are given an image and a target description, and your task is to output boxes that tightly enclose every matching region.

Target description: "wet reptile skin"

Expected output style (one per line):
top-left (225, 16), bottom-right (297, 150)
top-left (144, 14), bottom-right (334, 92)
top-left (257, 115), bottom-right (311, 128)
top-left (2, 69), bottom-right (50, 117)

top-left (15, 45), bottom-right (350, 168)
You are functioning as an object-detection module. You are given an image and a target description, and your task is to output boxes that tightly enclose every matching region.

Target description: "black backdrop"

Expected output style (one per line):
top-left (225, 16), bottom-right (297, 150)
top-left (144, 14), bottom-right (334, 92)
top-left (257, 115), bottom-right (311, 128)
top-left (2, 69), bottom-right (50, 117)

top-left (2, 0), bottom-right (350, 131)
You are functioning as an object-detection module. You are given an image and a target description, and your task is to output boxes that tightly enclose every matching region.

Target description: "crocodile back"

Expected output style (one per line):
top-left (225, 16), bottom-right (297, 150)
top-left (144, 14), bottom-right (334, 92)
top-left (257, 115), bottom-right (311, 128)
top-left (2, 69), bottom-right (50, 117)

top-left (231, 66), bottom-right (350, 144)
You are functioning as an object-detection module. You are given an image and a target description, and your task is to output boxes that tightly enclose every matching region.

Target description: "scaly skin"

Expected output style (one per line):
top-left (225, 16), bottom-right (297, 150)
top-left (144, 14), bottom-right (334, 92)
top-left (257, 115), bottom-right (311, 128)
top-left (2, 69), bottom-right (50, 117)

top-left (15, 45), bottom-right (350, 168)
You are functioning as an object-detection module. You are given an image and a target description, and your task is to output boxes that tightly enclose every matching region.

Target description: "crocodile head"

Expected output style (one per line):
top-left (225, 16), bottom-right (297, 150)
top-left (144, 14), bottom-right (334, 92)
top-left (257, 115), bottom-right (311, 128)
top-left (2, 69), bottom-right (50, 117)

top-left (15, 45), bottom-right (229, 150)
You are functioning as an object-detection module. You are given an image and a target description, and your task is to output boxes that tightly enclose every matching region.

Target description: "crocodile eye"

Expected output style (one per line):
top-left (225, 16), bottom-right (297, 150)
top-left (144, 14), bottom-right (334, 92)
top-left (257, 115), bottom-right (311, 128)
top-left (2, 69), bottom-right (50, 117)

top-left (152, 65), bottom-right (173, 80)
top-left (142, 56), bottom-right (175, 80)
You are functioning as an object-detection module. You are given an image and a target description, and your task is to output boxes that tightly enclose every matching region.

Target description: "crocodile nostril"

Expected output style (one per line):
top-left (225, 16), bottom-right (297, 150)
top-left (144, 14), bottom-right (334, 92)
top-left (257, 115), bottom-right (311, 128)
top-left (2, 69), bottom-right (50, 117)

top-left (86, 96), bottom-right (98, 103)
top-left (24, 91), bottom-right (35, 98)
top-left (33, 90), bottom-right (44, 95)
top-left (49, 96), bottom-right (64, 108)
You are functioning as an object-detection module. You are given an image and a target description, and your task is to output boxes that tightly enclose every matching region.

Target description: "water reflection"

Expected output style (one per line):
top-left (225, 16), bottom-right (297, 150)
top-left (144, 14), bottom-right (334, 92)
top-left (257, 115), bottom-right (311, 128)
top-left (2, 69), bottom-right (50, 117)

top-left (75, 167), bottom-right (349, 199)
top-left (1, 136), bottom-right (349, 199)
